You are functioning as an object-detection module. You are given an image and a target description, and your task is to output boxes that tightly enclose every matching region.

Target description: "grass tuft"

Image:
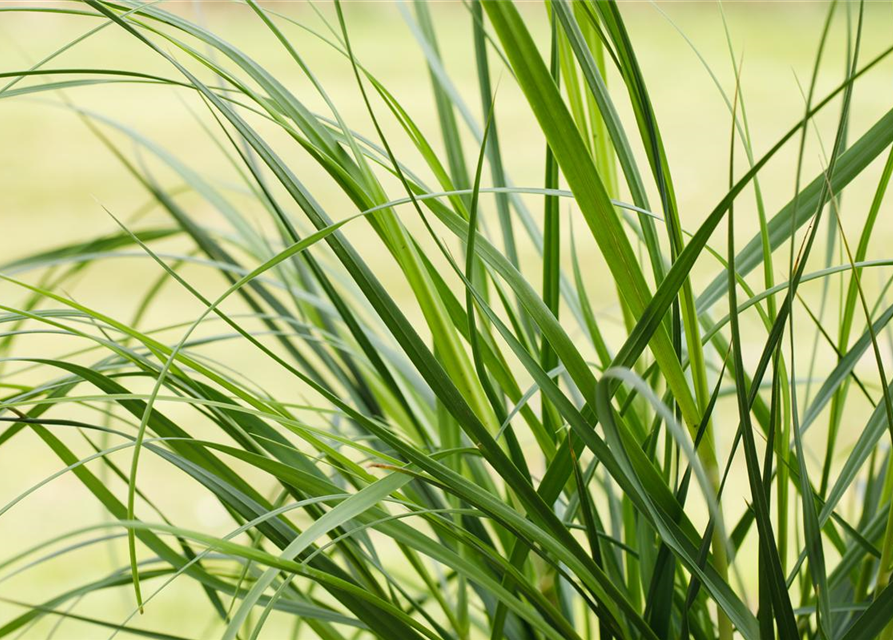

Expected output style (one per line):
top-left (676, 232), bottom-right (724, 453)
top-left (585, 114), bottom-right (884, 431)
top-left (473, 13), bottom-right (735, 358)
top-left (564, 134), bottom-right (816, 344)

top-left (3, 1), bottom-right (893, 638)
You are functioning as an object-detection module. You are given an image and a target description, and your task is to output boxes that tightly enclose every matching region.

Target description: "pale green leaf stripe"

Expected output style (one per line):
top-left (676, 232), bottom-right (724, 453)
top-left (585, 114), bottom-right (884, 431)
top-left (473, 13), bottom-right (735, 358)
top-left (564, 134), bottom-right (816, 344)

top-left (223, 473), bottom-right (411, 640)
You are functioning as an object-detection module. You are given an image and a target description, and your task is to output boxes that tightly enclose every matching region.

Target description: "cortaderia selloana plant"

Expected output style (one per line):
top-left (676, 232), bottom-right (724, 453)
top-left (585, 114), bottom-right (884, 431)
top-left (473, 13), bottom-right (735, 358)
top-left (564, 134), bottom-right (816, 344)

top-left (3, 0), bottom-right (893, 638)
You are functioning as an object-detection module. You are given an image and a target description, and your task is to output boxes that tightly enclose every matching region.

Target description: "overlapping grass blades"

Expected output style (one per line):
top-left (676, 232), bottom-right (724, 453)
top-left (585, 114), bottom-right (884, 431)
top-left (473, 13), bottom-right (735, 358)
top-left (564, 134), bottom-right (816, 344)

top-left (3, 1), bottom-right (893, 638)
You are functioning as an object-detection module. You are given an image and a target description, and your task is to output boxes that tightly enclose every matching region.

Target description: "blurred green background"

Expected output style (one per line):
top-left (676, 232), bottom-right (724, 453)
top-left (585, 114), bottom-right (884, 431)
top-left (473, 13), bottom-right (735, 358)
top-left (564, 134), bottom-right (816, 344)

top-left (2, 1), bottom-right (893, 637)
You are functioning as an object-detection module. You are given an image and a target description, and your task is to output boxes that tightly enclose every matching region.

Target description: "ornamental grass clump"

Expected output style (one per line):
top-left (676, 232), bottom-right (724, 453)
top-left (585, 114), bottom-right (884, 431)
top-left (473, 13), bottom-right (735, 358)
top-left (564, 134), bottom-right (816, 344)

top-left (2, 1), bottom-right (893, 639)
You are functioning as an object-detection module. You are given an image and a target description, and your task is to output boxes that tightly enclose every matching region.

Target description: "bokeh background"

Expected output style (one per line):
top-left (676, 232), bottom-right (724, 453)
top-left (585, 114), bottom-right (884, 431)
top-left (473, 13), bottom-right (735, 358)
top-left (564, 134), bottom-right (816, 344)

top-left (2, 1), bottom-right (893, 637)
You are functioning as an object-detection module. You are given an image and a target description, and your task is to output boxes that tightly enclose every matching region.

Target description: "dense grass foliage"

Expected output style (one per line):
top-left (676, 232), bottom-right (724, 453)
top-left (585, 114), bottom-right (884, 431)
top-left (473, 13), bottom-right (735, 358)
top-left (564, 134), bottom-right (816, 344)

top-left (4, 0), bottom-right (893, 638)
